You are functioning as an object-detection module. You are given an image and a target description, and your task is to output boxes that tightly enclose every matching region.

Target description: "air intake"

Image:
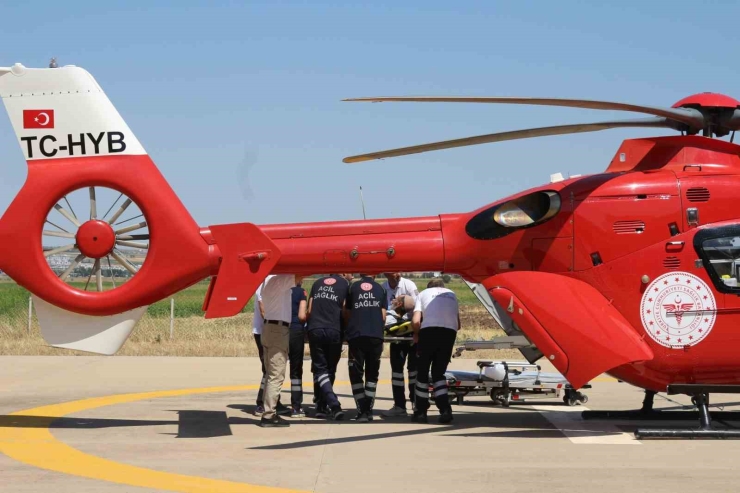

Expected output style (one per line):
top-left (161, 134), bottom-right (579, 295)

top-left (686, 187), bottom-right (710, 202)
top-left (613, 220), bottom-right (645, 234)
top-left (663, 256), bottom-right (681, 269)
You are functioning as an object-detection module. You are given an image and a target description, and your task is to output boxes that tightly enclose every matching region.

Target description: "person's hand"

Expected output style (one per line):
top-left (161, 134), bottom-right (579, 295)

top-left (413, 331), bottom-right (419, 344)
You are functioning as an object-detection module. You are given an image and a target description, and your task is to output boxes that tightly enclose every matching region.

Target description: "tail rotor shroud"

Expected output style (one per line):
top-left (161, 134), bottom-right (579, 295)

top-left (43, 186), bottom-right (150, 292)
top-left (0, 63), bottom-right (281, 354)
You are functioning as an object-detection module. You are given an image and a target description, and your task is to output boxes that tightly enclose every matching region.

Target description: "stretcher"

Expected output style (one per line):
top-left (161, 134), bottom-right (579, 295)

top-left (445, 360), bottom-right (590, 407)
top-left (382, 309), bottom-right (590, 406)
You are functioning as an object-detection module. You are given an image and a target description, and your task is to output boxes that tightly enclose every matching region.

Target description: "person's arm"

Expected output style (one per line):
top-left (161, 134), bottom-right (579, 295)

top-left (298, 300), bottom-right (307, 323)
top-left (381, 287), bottom-right (389, 324)
top-left (411, 293), bottom-right (423, 343)
top-left (412, 310), bottom-right (422, 344)
top-left (258, 299), bottom-right (265, 319)
top-left (342, 287), bottom-right (351, 324)
top-left (307, 281), bottom-right (317, 320)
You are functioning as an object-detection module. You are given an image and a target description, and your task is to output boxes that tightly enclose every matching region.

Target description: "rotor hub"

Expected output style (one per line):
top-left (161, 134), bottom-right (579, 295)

top-left (76, 220), bottom-right (116, 259)
top-left (672, 93), bottom-right (740, 109)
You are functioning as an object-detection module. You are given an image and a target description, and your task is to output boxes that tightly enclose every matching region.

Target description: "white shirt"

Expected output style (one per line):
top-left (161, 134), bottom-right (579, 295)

top-left (260, 274), bottom-right (295, 324)
top-left (382, 277), bottom-right (420, 324)
top-left (414, 287), bottom-right (460, 331)
top-left (252, 275), bottom-right (274, 335)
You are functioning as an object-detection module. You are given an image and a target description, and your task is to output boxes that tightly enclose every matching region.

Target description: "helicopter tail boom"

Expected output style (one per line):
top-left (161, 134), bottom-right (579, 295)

top-left (260, 216), bottom-right (446, 274)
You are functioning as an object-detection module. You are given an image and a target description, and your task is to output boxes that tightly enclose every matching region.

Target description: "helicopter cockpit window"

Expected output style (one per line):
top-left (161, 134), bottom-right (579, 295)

top-left (700, 237), bottom-right (740, 288)
top-left (466, 191), bottom-right (561, 240)
top-left (695, 226), bottom-right (740, 292)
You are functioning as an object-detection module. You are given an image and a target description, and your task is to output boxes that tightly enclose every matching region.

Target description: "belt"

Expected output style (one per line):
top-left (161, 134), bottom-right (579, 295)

top-left (264, 319), bottom-right (289, 328)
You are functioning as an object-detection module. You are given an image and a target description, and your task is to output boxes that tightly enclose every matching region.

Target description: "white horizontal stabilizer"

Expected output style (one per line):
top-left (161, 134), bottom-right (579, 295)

top-left (33, 296), bottom-right (147, 355)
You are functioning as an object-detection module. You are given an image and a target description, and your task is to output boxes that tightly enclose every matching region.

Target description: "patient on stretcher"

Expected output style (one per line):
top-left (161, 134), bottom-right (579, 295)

top-left (384, 310), bottom-right (413, 338)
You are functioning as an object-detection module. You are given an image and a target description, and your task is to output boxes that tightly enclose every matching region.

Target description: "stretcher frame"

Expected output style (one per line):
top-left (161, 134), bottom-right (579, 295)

top-left (445, 360), bottom-right (590, 406)
top-left (382, 334), bottom-right (591, 407)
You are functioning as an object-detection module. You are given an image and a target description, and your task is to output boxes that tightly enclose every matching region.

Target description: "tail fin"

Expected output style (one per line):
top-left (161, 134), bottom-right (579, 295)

top-left (0, 63), bottom-right (145, 161)
top-left (0, 63), bottom-right (278, 354)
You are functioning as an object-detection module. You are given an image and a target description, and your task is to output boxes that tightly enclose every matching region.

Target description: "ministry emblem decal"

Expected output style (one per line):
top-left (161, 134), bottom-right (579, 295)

top-left (640, 272), bottom-right (716, 349)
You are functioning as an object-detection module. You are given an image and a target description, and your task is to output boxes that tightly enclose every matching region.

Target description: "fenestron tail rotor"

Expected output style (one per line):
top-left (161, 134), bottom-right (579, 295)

top-left (343, 93), bottom-right (740, 163)
top-left (43, 186), bottom-right (150, 292)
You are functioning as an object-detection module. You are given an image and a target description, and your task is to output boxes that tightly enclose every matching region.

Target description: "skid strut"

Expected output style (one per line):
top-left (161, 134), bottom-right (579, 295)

top-left (585, 386), bottom-right (740, 439)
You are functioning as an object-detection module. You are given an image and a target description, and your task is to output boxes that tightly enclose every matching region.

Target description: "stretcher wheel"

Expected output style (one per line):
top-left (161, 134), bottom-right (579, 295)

top-left (564, 395), bottom-right (578, 406)
top-left (456, 395), bottom-right (464, 405)
top-left (490, 390), bottom-right (510, 406)
top-left (577, 393), bottom-right (588, 404)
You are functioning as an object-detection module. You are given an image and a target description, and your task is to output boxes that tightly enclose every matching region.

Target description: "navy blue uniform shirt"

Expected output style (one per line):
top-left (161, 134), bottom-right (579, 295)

top-left (308, 275), bottom-right (349, 332)
top-left (290, 286), bottom-right (307, 331)
top-left (345, 277), bottom-right (388, 340)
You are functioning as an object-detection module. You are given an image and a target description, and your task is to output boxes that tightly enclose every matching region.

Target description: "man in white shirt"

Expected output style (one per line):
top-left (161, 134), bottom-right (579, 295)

top-left (411, 278), bottom-right (460, 425)
top-left (381, 273), bottom-right (420, 417)
top-left (252, 275), bottom-right (270, 413)
top-left (259, 273), bottom-right (299, 427)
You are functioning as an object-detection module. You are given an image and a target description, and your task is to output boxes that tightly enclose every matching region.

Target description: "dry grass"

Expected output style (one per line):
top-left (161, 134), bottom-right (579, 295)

top-left (0, 306), bottom-right (520, 359)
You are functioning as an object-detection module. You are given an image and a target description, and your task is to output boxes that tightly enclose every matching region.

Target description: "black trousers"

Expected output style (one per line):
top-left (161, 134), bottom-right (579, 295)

top-left (308, 328), bottom-right (342, 410)
top-left (414, 327), bottom-right (457, 413)
top-left (348, 337), bottom-right (383, 413)
top-left (390, 341), bottom-right (418, 408)
top-left (288, 329), bottom-right (306, 409)
top-left (254, 334), bottom-right (266, 406)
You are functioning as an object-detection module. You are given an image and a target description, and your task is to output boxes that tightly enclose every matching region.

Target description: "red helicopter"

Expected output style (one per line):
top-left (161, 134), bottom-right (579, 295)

top-left (2, 63), bottom-right (740, 437)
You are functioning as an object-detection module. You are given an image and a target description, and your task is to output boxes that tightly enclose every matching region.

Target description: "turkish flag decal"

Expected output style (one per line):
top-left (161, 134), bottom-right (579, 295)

top-left (23, 109), bottom-right (54, 129)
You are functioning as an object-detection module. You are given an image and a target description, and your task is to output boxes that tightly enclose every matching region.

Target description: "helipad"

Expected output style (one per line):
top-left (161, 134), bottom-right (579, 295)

top-left (1, 356), bottom-right (739, 493)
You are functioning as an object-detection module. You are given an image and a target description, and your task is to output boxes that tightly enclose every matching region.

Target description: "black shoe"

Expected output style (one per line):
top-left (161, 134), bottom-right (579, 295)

top-left (411, 411), bottom-right (428, 423)
top-left (439, 410), bottom-right (453, 424)
top-left (354, 411), bottom-right (369, 423)
top-left (260, 415), bottom-right (290, 428)
top-left (276, 402), bottom-right (291, 416)
top-left (367, 410), bottom-right (375, 422)
top-left (314, 406), bottom-right (328, 419)
top-left (330, 407), bottom-right (345, 421)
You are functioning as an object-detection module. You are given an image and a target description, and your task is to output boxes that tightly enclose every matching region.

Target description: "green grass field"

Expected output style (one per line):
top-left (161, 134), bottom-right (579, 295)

top-left (0, 277), bottom-right (509, 357)
top-left (0, 277), bottom-right (480, 319)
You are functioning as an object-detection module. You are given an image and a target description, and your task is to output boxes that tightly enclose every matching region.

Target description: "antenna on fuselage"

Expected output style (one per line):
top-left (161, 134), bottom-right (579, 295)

top-left (359, 186), bottom-right (367, 220)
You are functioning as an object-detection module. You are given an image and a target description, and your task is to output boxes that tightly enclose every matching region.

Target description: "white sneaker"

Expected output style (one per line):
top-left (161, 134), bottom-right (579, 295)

top-left (384, 405), bottom-right (408, 417)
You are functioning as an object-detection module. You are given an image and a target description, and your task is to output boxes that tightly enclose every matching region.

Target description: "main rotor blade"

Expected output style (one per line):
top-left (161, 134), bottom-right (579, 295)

top-left (343, 117), bottom-right (675, 163)
top-left (718, 109), bottom-right (740, 131)
top-left (344, 96), bottom-right (705, 129)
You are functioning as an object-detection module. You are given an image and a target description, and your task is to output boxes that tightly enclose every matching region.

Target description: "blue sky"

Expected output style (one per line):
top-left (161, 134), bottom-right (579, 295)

top-left (1, 1), bottom-right (739, 226)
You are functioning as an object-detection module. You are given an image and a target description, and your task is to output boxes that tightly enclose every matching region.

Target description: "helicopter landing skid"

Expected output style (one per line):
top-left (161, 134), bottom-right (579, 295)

top-left (584, 386), bottom-right (740, 439)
